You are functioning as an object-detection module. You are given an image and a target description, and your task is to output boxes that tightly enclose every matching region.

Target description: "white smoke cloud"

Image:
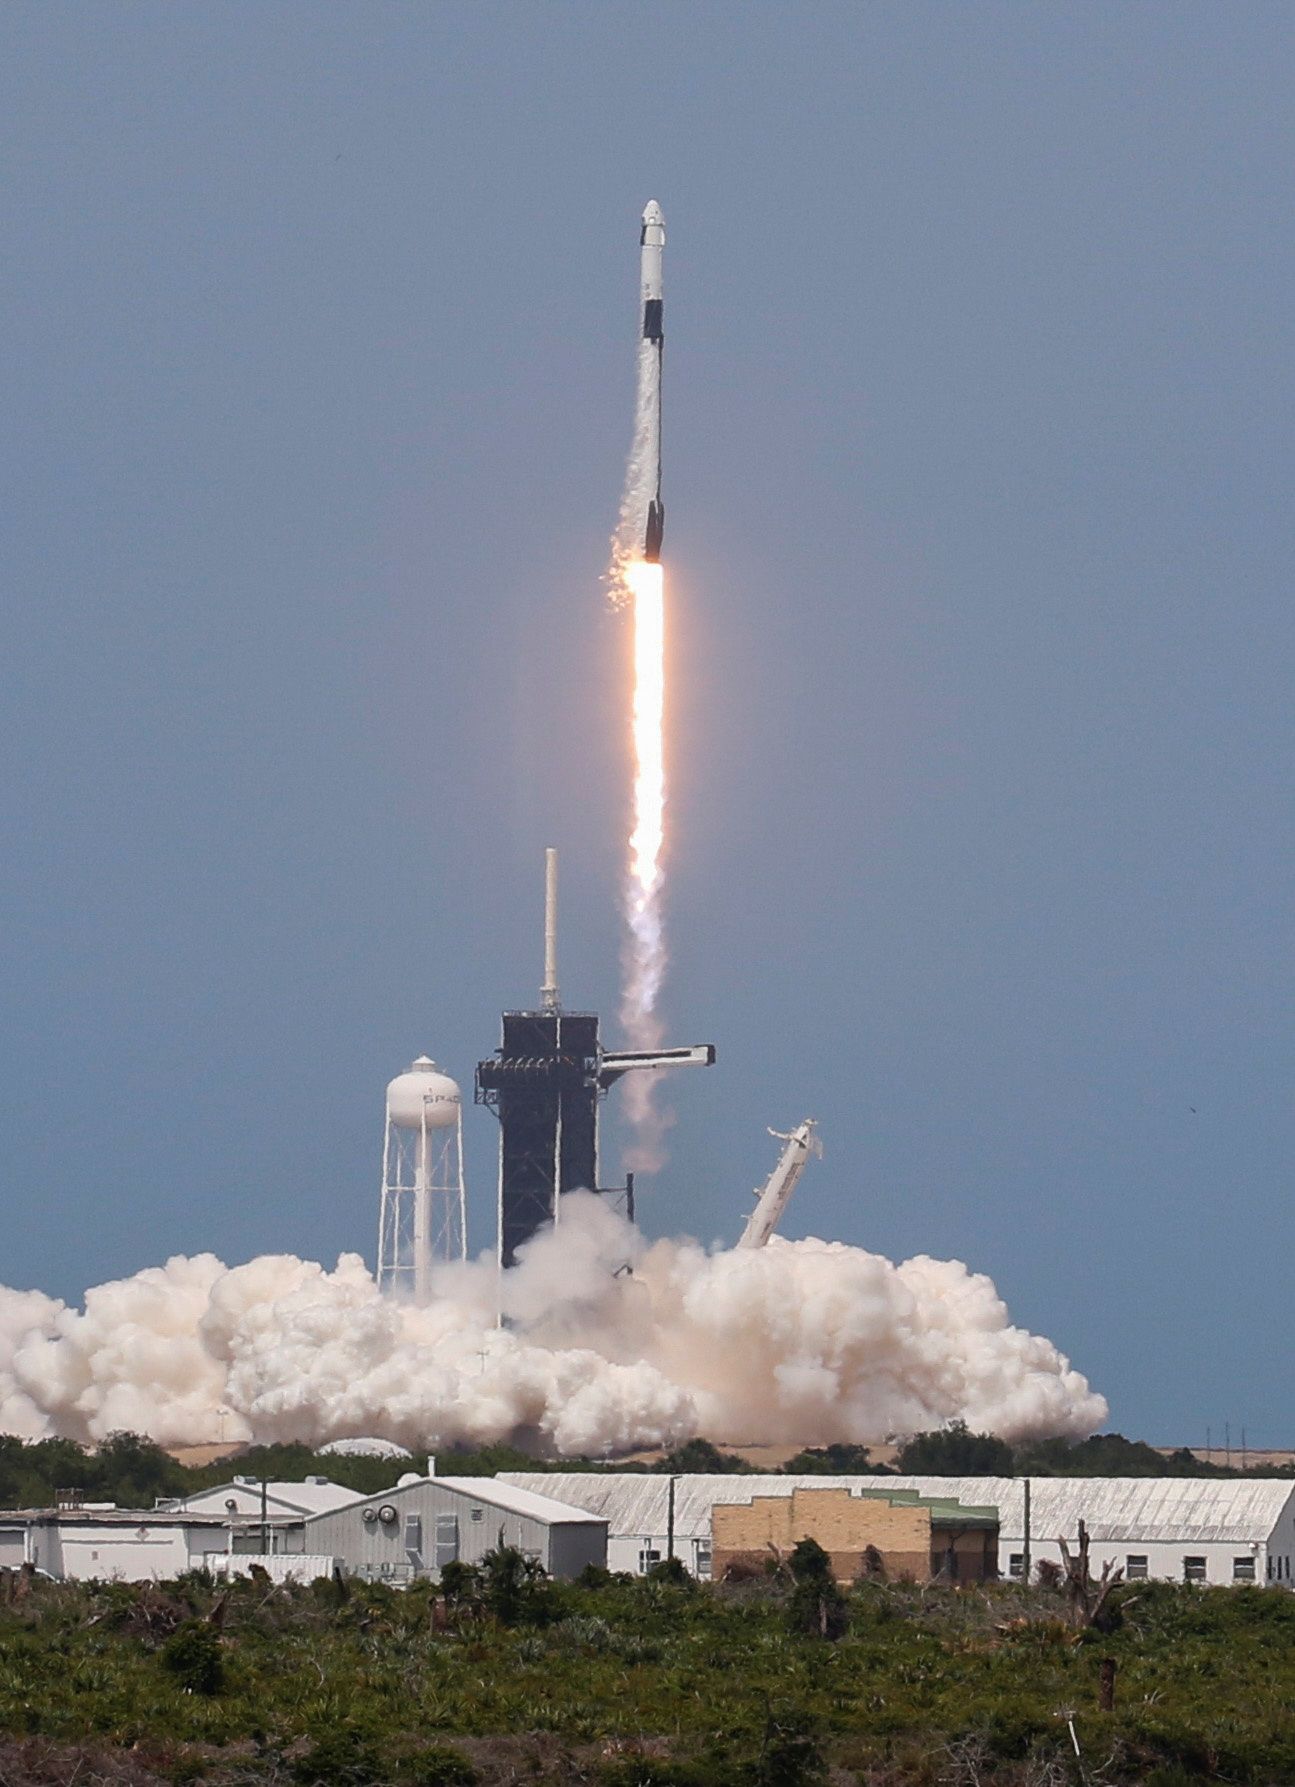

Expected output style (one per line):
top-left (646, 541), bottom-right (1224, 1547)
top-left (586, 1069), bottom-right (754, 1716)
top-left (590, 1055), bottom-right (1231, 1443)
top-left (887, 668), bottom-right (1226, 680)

top-left (0, 1196), bottom-right (1105, 1453)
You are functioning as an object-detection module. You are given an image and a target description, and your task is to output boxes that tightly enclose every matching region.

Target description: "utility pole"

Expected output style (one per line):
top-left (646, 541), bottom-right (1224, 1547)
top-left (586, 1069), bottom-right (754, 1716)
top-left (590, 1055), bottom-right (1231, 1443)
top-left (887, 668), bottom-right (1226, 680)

top-left (1022, 1478), bottom-right (1032, 1585)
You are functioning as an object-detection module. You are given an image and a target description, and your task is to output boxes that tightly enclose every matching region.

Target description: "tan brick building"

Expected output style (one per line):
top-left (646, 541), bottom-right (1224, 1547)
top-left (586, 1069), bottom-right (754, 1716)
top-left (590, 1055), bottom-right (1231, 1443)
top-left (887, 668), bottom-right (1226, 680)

top-left (711, 1484), bottom-right (998, 1584)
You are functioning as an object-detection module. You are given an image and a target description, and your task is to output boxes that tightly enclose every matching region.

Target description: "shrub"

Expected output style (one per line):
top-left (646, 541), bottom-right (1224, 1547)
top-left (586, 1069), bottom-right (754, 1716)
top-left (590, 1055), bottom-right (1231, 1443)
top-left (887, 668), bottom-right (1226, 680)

top-left (438, 1559), bottom-right (480, 1607)
top-left (292, 1723), bottom-right (382, 1784)
top-left (478, 1544), bottom-right (548, 1626)
top-left (551, 1614), bottom-right (613, 1651)
top-left (647, 1556), bottom-right (692, 1587)
top-left (754, 1704), bottom-right (827, 1787)
top-left (159, 1620), bottom-right (225, 1696)
top-left (404, 1742), bottom-right (478, 1785)
top-left (786, 1539), bottom-right (847, 1641)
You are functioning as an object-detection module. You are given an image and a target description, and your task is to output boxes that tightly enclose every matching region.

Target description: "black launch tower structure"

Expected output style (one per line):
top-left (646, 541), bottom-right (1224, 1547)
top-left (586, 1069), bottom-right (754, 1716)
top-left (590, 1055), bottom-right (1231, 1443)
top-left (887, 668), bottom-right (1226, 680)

top-left (475, 864), bottom-right (714, 1266)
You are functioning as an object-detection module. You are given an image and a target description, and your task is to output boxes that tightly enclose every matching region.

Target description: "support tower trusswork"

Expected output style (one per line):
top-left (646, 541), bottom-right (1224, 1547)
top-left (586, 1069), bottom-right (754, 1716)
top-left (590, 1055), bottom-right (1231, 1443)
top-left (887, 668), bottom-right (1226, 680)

top-left (475, 851), bottom-right (714, 1267)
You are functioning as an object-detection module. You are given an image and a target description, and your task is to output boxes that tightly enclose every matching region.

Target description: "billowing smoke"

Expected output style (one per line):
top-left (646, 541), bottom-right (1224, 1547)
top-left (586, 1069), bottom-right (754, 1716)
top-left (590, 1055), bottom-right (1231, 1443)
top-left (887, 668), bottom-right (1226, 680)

top-left (0, 1196), bottom-right (1104, 1453)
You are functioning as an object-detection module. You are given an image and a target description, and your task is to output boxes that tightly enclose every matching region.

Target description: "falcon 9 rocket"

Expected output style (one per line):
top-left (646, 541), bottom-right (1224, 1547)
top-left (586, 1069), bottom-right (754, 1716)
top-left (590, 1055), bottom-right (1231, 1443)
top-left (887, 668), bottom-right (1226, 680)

top-left (639, 200), bottom-right (665, 562)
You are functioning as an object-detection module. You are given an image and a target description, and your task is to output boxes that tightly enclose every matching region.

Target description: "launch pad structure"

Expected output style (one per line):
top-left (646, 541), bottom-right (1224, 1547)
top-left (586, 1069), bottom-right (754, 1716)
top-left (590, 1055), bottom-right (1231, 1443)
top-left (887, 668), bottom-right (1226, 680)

top-left (476, 850), bottom-right (715, 1267)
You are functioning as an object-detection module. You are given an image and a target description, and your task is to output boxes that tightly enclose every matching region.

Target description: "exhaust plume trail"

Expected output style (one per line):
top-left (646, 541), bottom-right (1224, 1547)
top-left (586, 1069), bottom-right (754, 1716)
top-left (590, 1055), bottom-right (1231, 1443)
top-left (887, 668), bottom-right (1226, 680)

top-left (621, 559), bottom-right (668, 1164)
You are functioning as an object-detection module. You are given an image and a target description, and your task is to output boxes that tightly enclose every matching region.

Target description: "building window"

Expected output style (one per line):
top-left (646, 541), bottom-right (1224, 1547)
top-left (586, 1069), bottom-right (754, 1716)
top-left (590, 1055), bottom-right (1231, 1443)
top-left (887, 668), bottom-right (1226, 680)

top-left (1233, 1557), bottom-right (1255, 1583)
top-left (638, 1548), bottom-right (661, 1574)
top-left (470, 1507), bottom-right (484, 1523)
top-left (695, 1541), bottom-right (712, 1577)
top-left (1008, 1554), bottom-right (1024, 1580)
top-left (1125, 1555), bottom-right (1148, 1580)
top-left (1183, 1556), bottom-right (1207, 1584)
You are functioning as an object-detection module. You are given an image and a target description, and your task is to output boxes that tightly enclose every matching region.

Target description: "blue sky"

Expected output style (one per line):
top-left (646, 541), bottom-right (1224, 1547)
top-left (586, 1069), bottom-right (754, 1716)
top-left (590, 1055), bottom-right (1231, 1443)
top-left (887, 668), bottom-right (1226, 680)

top-left (2, 3), bottom-right (1291, 1444)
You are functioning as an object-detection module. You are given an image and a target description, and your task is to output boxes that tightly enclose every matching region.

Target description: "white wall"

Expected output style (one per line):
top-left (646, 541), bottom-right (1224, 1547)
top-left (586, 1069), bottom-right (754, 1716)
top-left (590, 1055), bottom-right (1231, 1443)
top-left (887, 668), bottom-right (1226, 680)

top-left (1004, 1534), bottom-right (1267, 1588)
top-left (182, 1486), bottom-right (288, 1516)
top-left (608, 1534), bottom-right (713, 1578)
top-left (1263, 1489), bottom-right (1295, 1588)
top-left (0, 1526), bottom-right (27, 1568)
top-left (44, 1525), bottom-right (196, 1581)
top-left (204, 1554), bottom-right (339, 1584)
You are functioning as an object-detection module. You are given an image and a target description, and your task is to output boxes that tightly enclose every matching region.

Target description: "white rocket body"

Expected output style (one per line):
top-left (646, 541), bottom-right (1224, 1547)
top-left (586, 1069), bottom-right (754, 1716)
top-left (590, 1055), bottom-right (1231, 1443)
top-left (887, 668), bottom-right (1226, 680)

top-left (640, 200), bottom-right (664, 305)
top-left (639, 200), bottom-right (665, 562)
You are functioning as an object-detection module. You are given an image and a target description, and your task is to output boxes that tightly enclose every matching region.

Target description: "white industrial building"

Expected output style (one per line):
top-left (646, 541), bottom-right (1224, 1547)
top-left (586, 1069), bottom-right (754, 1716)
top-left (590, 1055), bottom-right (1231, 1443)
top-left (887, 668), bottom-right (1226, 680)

top-left (0, 1507), bottom-right (304, 1581)
top-left (502, 1473), bottom-right (1295, 1588)
top-left (166, 1475), bottom-right (365, 1520)
top-left (0, 1476), bottom-right (605, 1586)
top-left (302, 1475), bottom-right (607, 1584)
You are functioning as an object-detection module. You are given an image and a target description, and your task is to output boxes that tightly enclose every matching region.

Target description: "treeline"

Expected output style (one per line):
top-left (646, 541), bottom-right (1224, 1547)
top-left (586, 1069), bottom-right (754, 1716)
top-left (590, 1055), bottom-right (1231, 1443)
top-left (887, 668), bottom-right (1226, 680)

top-left (0, 1423), bottom-right (1288, 1512)
top-left (661, 1427), bottom-right (1290, 1481)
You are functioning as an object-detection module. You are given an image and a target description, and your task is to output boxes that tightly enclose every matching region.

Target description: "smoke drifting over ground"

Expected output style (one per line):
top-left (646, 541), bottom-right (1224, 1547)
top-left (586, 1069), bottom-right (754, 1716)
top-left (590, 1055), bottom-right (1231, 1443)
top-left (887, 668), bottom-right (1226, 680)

top-left (0, 1197), bottom-right (1104, 1453)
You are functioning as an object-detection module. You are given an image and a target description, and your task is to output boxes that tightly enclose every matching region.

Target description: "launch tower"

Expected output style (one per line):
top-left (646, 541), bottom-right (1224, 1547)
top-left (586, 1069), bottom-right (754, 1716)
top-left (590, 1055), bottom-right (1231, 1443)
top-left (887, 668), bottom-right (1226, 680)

top-left (475, 849), bottom-right (714, 1266)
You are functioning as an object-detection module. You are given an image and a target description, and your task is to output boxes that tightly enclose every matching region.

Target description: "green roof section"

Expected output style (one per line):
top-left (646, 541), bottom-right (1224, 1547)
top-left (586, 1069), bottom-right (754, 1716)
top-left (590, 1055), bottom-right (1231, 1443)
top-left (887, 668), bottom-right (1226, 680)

top-left (824, 1486), bottom-right (1000, 1528)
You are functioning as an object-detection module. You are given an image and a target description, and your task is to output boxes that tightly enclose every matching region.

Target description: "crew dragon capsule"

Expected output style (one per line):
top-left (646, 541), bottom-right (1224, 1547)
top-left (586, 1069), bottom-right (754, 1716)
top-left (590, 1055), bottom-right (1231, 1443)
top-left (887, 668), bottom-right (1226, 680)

top-left (640, 199), bottom-right (665, 562)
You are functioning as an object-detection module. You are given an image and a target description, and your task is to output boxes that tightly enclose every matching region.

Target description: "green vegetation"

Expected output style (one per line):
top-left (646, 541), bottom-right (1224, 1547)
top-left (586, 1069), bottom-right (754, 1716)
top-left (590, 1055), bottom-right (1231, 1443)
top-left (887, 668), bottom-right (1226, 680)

top-left (2, 1426), bottom-right (1287, 1518)
top-left (0, 1556), bottom-right (1294, 1783)
top-left (894, 1422), bottom-right (1016, 1476)
top-left (783, 1537), bottom-right (847, 1640)
top-left (780, 1443), bottom-right (882, 1475)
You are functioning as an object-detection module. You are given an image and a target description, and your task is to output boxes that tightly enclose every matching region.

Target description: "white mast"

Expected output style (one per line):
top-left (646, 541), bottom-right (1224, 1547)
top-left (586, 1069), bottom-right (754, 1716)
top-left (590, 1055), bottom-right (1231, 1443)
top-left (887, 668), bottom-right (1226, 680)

top-left (540, 846), bottom-right (560, 1013)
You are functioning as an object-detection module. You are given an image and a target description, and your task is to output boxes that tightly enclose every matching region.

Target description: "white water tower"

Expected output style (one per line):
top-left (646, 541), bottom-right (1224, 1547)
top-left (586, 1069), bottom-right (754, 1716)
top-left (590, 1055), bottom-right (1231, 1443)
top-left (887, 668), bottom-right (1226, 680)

top-left (377, 1056), bottom-right (466, 1299)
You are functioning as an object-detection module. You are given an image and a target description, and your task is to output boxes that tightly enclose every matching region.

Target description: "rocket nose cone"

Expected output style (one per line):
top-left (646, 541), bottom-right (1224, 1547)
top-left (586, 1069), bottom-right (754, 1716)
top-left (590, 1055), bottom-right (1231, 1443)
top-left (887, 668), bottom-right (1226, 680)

top-left (642, 200), bottom-right (664, 225)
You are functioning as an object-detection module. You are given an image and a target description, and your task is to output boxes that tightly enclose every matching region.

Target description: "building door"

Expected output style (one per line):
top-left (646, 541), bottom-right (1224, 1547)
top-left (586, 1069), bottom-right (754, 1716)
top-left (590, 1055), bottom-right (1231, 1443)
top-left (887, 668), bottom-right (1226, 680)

top-left (435, 1514), bottom-right (459, 1570)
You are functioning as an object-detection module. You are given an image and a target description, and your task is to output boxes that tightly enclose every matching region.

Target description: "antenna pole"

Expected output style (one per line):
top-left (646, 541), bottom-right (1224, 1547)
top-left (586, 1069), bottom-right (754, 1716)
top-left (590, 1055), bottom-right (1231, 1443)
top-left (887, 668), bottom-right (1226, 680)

top-left (541, 847), bottom-right (560, 1012)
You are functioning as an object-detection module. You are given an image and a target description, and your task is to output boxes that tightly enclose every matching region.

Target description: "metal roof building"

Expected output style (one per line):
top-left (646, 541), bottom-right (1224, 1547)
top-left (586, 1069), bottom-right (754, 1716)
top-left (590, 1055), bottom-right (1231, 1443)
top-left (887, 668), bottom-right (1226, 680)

top-left (0, 1507), bottom-right (305, 1582)
top-left (168, 1475), bottom-right (366, 1519)
top-left (303, 1475), bottom-right (607, 1584)
top-left (501, 1473), bottom-right (1295, 1588)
